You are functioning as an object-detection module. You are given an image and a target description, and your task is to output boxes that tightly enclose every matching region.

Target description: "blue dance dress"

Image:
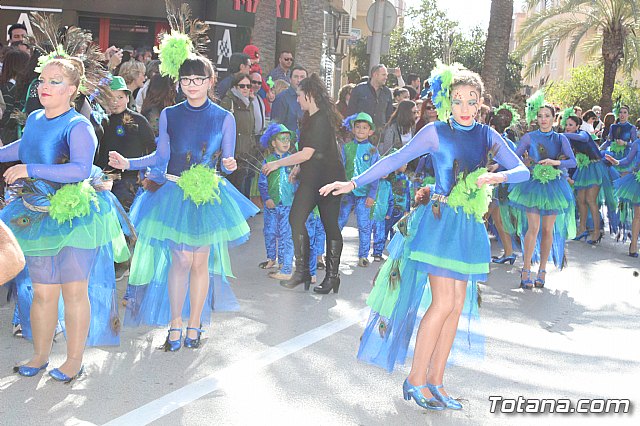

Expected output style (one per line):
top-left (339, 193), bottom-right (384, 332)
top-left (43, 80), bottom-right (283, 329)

top-left (353, 120), bottom-right (529, 372)
top-left (0, 108), bottom-right (129, 346)
top-left (601, 122), bottom-right (636, 173)
top-left (122, 99), bottom-right (259, 327)
top-left (614, 140), bottom-right (640, 207)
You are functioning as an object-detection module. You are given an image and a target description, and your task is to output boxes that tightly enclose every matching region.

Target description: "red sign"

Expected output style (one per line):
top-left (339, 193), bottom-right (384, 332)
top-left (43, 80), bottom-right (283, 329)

top-left (232, 0), bottom-right (298, 20)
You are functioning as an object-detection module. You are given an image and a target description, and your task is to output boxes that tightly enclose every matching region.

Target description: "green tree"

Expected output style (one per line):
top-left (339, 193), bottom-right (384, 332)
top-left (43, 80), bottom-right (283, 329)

top-left (516, 0), bottom-right (640, 113)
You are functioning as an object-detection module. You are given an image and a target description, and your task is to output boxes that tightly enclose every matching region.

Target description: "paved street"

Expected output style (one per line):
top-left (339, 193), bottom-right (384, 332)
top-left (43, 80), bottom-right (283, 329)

top-left (1, 215), bottom-right (639, 426)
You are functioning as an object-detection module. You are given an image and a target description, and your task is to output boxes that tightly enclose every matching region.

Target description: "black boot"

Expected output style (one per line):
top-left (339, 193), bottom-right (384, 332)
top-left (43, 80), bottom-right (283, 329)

top-left (281, 234), bottom-right (312, 290)
top-left (314, 240), bottom-right (342, 294)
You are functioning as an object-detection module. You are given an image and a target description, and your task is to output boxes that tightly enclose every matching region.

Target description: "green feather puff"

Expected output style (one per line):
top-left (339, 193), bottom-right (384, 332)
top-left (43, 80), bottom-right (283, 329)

top-left (48, 181), bottom-right (99, 225)
top-left (635, 170), bottom-right (640, 183)
top-left (177, 164), bottom-right (223, 206)
top-left (609, 142), bottom-right (627, 154)
top-left (35, 44), bottom-right (69, 74)
top-left (495, 103), bottom-right (521, 128)
top-left (156, 32), bottom-right (194, 80)
top-left (612, 97), bottom-right (622, 120)
top-left (560, 107), bottom-right (575, 128)
top-left (447, 167), bottom-right (492, 223)
top-left (575, 152), bottom-right (591, 169)
top-left (526, 89), bottom-right (545, 124)
top-left (532, 164), bottom-right (562, 184)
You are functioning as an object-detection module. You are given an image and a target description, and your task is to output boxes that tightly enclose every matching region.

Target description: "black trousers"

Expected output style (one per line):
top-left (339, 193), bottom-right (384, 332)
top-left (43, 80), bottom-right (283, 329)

top-left (289, 183), bottom-right (342, 262)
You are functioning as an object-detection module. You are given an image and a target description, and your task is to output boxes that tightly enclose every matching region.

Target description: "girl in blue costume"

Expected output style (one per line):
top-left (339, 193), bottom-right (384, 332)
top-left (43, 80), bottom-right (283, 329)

top-left (509, 97), bottom-right (577, 289)
top-left (563, 114), bottom-right (618, 244)
top-left (605, 143), bottom-right (640, 257)
top-left (321, 67), bottom-right (529, 411)
top-left (0, 58), bottom-right (129, 382)
top-left (601, 105), bottom-right (636, 174)
top-left (109, 55), bottom-right (258, 351)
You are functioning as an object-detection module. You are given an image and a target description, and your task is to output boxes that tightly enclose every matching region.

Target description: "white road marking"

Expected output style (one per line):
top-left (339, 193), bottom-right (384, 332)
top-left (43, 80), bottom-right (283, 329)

top-left (103, 307), bottom-right (369, 426)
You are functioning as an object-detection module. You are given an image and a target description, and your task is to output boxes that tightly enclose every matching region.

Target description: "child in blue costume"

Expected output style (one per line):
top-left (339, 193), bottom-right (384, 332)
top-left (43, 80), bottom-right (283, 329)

top-left (601, 105), bottom-right (636, 174)
top-left (509, 99), bottom-right (577, 289)
top-left (258, 123), bottom-right (296, 280)
top-left (370, 173), bottom-right (394, 262)
top-left (605, 142), bottom-right (640, 257)
top-left (109, 56), bottom-right (259, 350)
top-left (386, 164), bottom-right (411, 239)
top-left (563, 114), bottom-right (618, 244)
top-left (321, 67), bottom-right (529, 411)
top-left (0, 59), bottom-right (129, 381)
top-left (338, 112), bottom-right (380, 267)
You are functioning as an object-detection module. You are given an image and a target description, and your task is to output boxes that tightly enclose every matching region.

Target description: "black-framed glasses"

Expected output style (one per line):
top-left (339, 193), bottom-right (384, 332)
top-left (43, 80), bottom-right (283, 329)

top-left (237, 84), bottom-right (251, 89)
top-left (179, 76), bottom-right (209, 86)
top-left (251, 80), bottom-right (262, 85)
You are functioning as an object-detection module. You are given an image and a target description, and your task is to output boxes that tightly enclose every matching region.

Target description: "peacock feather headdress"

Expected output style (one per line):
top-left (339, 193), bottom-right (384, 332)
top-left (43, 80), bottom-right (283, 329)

top-left (525, 89), bottom-right (545, 124)
top-left (494, 103), bottom-right (520, 128)
top-left (560, 106), bottom-right (576, 128)
top-left (427, 60), bottom-right (465, 122)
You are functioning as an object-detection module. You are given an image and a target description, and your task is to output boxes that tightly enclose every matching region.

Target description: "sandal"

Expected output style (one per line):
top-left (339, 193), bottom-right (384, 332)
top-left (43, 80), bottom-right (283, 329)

top-left (534, 269), bottom-right (546, 288)
top-left (520, 268), bottom-right (533, 290)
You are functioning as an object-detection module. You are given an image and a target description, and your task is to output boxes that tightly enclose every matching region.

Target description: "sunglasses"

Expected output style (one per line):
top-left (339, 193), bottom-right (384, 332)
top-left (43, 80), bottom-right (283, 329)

top-left (251, 80), bottom-right (262, 85)
top-left (237, 84), bottom-right (251, 89)
top-left (424, 106), bottom-right (436, 111)
top-left (282, 57), bottom-right (293, 62)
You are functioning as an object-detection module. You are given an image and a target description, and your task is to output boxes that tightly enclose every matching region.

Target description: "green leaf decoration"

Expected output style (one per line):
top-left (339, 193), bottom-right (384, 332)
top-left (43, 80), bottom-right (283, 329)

top-left (575, 152), bottom-right (591, 169)
top-left (177, 164), bottom-right (223, 206)
top-left (447, 167), bottom-right (492, 223)
top-left (48, 181), bottom-right (98, 225)
top-left (532, 164), bottom-right (562, 184)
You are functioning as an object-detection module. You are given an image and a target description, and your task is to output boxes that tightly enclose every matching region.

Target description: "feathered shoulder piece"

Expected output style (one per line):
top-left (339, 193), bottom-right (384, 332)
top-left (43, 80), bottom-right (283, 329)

top-left (156, 0), bottom-right (210, 80)
top-left (27, 12), bottom-right (114, 108)
top-left (560, 106), bottom-right (575, 128)
top-left (495, 103), bottom-right (520, 128)
top-left (525, 89), bottom-right (545, 124)
top-left (427, 60), bottom-right (465, 122)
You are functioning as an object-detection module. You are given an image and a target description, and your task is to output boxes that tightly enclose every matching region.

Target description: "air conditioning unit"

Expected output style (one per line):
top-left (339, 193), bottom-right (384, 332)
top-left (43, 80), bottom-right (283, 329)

top-left (339, 13), bottom-right (352, 36)
top-left (324, 12), bottom-right (335, 34)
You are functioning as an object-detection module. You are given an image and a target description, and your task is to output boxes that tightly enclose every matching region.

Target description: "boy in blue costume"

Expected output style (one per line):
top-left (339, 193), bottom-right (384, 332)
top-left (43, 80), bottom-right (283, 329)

top-left (386, 163), bottom-right (411, 239)
top-left (258, 123), bottom-right (297, 280)
top-left (338, 112), bottom-right (380, 267)
top-left (370, 173), bottom-right (394, 262)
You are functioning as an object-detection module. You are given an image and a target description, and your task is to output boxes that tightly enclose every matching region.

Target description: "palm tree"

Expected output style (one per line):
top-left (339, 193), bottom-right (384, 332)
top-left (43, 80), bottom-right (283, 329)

top-left (295, 0), bottom-right (327, 74)
top-left (516, 0), bottom-right (640, 113)
top-left (252, 0), bottom-right (277, 75)
top-left (481, 0), bottom-right (514, 105)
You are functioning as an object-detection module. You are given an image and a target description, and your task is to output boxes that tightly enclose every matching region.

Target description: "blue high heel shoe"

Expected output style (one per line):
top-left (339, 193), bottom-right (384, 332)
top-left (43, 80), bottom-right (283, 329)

top-left (573, 231), bottom-right (589, 241)
top-left (49, 365), bottom-right (84, 383)
top-left (534, 269), bottom-right (546, 288)
top-left (491, 253), bottom-right (517, 265)
top-left (520, 268), bottom-right (533, 290)
top-left (163, 328), bottom-right (182, 352)
top-left (426, 383), bottom-right (463, 410)
top-left (14, 361), bottom-right (48, 377)
top-left (587, 234), bottom-right (603, 245)
top-left (184, 327), bottom-right (204, 348)
top-left (402, 379), bottom-right (446, 410)
top-left (629, 251), bottom-right (639, 258)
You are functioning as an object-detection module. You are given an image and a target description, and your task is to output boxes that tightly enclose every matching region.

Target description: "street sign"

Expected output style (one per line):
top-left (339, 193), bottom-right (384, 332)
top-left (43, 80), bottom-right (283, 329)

top-left (366, 1), bottom-right (397, 35)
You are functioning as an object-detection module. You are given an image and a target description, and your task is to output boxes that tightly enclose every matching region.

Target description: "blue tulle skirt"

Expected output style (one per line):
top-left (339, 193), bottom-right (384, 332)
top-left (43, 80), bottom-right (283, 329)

top-left (614, 172), bottom-right (640, 206)
top-left (124, 177), bottom-right (259, 327)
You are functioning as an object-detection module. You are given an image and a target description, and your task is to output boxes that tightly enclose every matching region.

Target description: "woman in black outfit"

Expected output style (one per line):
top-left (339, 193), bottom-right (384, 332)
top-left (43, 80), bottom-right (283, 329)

top-left (261, 74), bottom-right (346, 294)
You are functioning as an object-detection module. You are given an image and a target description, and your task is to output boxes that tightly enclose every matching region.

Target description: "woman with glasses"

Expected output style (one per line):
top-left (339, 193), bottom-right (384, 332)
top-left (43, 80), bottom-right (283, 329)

top-left (221, 73), bottom-right (256, 198)
top-left (108, 56), bottom-right (259, 351)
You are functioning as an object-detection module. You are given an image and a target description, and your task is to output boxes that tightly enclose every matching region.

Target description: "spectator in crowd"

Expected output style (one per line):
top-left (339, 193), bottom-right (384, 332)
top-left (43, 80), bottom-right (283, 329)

top-left (416, 95), bottom-right (438, 132)
top-left (135, 59), bottom-right (161, 111)
top-left (118, 59), bottom-right (146, 111)
top-left (268, 50), bottom-right (294, 84)
top-left (140, 74), bottom-right (177, 136)
top-left (393, 87), bottom-right (410, 105)
top-left (271, 65), bottom-right (307, 133)
top-left (7, 24), bottom-right (27, 46)
top-left (378, 100), bottom-right (417, 156)
top-left (336, 83), bottom-right (355, 117)
top-left (216, 52), bottom-right (251, 99)
top-left (0, 49), bottom-right (29, 144)
top-left (406, 73), bottom-right (421, 98)
top-left (250, 72), bottom-right (267, 140)
top-left (347, 64), bottom-right (394, 134)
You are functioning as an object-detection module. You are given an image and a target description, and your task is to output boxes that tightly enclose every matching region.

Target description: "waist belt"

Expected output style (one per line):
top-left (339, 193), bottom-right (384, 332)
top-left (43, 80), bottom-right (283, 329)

top-left (430, 193), bottom-right (448, 204)
top-left (19, 175), bottom-right (111, 213)
top-left (166, 174), bottom-right (179, 183)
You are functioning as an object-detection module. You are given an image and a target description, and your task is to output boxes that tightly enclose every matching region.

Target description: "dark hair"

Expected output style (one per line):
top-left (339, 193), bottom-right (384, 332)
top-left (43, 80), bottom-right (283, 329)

top-left (141, 74), bottom-right (176, 114)
top-left (14, 49), bottom-right (41, 101)
top-left (404, 85), bottom-right (417, 100)
top-left (489, 109), bottom-right (513, 134)
top-left (290, 65), bottom-right (308, 76)
top-left (337, 83), bottom-right (355, 104)
top-left (298, 73), bottom-right (340, 129)
top-left (635, 118), bottom-right (640, 130)
top-left (538, 104), bottom-right (555, 117)
top-left (407, 73), bottom-right (420, 84)
top-left (145, 59), bottom-right (161, 79)
top-left (620, 104), bottom-right (630, 113)
top-left (389, 100), bottom-right (416, 133)
top-left (0, 48), bottom-right (29, 85)
top-left (8, 23), bottom-right (27, 38)
top-left (178, 55), bottom-right (215, 78)
top-left (229, 52), bottom-right (250, 73)
top-left (603, 112), bottom-right (616, 136)
top-left (566, 115), bottom-right (582, 127)
top-left (278, 50), bottom-right (292, 58)
top-left (393, 87), bottom-right (409, 99)
top-left (232, 72), bottom-right (251, 86)
top-left (582, 110), bottom-right (597, 123)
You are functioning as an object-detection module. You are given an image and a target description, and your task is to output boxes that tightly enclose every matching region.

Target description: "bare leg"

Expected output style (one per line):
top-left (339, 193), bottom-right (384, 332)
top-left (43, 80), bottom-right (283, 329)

top-left (406, 275), bottom-right (456, 399)
top-left (426, 279), bottom-right (468, 396)
top-left (538, 214), bottom-right (557, 276)
top-left (25, 284), bottom-right (60, 367)
top-left (523, 211), bottom-right (541, 272)
top-left (58, 280), bottom-right (90, 376)
top-left (168, 250), bottom-right (193, 340)
top-left (630, 206), bottom-right (640, 254)
top-left (586, 185), bottom-right (601, 241)
top-left (490, 203), bottom-right (513, 256)
top-left (186, 248), bottom-right (211, 339)
top-left (576, 189), bottom-right (587, 234)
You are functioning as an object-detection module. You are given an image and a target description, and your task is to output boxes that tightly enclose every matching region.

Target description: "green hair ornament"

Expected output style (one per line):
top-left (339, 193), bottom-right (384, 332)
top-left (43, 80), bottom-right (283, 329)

top-left (612, 97), bottom-right (622, 120)
top-left (428, 60), bottom-right (465, 122)
top-left (447, 167), bottom-right (493, 223)
top-left (525, 89), bottom-right (546, 124)
top-left (155, 31), bottom-right (194, 80)
top-left (560, 107), bottom-right (576, 128)
top-left (266, 76), bottom-right (274, 89)
top-left (48, 181), bottom-right (99, 225)
top-left (575, 152), bottom-right (591, 169)
top-left (34, 44), bottom-right (69, 74)
top-left (532, 164), bottom-right (562, 184)
top-left (177, 164), bottom-right (223, 206)
top-left (495, 103), bottom-right (520, 128)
